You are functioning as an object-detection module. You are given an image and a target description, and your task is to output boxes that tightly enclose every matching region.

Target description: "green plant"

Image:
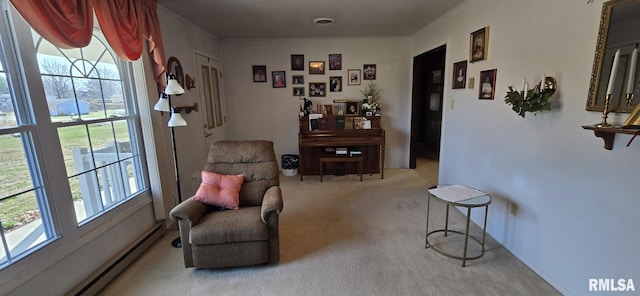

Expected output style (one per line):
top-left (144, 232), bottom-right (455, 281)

top-left (360, 81), bottom-right (382, 102)
top-left (504, 86), bottom-right (552, 118)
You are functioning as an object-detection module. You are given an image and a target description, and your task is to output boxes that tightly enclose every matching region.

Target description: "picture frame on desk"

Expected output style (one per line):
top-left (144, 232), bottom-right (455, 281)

top-left (354, 117), bottom-right (371, 129)
top-left (346, 101), bottom-right (359, 116)
top-left (324, 104), bottom-right (334, 115)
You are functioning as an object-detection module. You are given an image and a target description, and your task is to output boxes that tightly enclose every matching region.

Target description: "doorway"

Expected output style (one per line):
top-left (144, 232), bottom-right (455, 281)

top-left (195, 53), bottom-right (226, 155)
top-left (409, 45), bottom-right (445, 177)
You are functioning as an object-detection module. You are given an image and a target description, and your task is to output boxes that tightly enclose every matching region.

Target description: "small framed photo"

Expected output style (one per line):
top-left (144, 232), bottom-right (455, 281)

top-left (348, 69), bottom-right (361, 85)
top-left (363, 64), bottom-right (376, 80)
top-left (272, 71), bottom-right (286, 88)
top-left (309, 82), bottom-right (326, 97)
top-left (324, 104), bottom-right (334, 115)
top-left (330, 76), bottom-right (342, 92)
top-left (309, 61), bottom-right (325, 74)
top-left (346, 101), bottom-right (359, 115)
top-left (329, 54), bottom-right (342, 70)
top-left (292, 75), bottom-right (304, 85)
top-left (452, 60), bottom-right (467, 89)
top-left (470, 26), bottom-right (489, 63)
top-left (291, 54), bottom-right (304, 71)
top-left (252, 65), bottom-right (267, 82)
top-left (479, 69), bottom-right (497, 100)
top-left (293, 87), bottom-right (305, 96)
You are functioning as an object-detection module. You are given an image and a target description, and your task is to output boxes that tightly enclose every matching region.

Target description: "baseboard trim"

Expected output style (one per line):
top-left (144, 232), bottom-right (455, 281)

top-left (67, 222), bottom-right (166, 296)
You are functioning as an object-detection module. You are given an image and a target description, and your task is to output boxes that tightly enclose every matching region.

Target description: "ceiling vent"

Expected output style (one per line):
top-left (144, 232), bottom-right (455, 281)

top-left (313, 17), bottom-right (334, 26)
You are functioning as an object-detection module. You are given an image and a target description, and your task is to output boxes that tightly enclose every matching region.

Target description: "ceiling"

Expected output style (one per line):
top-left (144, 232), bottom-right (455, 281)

top-left (157, 0), bottom-right (465, 39)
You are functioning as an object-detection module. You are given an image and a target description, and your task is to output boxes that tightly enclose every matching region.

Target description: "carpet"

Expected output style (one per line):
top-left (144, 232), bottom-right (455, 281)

top-left (99, 169), bottom-right (559, 296)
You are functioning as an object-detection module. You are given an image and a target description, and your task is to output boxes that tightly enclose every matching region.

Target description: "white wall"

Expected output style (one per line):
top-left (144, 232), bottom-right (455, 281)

top-left (157, 6), bottom-right (222, 201)
top-left (413, 0), bottom-right (640, 294)
top-left (220, 37), bottom-right (412, 169)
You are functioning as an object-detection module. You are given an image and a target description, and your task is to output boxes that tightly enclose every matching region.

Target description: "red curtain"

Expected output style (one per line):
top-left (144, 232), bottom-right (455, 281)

top-left (10, 0), bottom-right (166, 90)
top-left (10, 0), bottom-right (93, 49)
top-left (94, 0), bottom-right (142, 61)
top-left (138, 0), bottom-right (167, 91)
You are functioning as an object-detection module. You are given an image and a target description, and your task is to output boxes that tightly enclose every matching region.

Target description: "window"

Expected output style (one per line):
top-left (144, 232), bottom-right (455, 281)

top-left (34, 30), bottom-right (146, 225)
top-left (0, 38), bottom-right (55, 268)
top-left (0, 4), bottom-right (148, 269)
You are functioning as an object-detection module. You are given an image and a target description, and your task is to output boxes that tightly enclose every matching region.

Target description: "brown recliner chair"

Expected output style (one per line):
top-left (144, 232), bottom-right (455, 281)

top-left (169, 140), bottom-right (283, 268)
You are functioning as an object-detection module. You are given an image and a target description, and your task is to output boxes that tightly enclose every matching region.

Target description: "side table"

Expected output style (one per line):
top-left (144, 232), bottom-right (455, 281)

top-left (425, 184), bottom-right (491, 267)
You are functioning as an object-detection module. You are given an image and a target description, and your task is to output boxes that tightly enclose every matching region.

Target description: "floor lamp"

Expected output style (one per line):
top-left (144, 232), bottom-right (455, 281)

top-left (153, 73), bottom-right (186, 248)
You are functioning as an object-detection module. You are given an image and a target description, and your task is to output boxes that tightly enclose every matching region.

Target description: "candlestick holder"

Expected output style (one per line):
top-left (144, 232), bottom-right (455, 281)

top-left (595, 94), bottom-right (613, 127)
top-left (625, 93), bottom-right (635, 106)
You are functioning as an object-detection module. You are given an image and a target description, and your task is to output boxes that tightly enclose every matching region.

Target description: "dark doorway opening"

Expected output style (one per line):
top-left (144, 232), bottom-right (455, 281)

top-left (410, 45), bottom-right (446, 169)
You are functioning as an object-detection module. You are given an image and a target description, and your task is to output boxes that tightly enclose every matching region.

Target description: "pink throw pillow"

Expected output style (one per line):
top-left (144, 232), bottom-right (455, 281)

top-left (193, 171), bottom-right (244, 209)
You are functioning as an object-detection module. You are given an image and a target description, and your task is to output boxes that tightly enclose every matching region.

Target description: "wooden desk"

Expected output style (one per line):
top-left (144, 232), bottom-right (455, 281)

top-left (320, 155), bottom-right (363, 182)
top-left (298, 116), bottom-right (385, 181)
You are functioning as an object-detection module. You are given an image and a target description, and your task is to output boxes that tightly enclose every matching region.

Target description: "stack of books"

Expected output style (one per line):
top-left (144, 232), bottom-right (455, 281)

top-left (336, 148), bottom-right (348, 155)
top-left (349, 148), bottom-right (363, 157)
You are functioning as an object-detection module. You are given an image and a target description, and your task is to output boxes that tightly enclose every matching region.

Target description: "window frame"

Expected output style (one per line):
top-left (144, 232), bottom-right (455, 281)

top-left (0, 1), bottom-right (153, 273)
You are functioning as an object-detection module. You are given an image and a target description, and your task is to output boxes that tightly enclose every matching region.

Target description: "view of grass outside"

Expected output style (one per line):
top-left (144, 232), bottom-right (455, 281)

top-left (0, 111), bottom-right (129, 231)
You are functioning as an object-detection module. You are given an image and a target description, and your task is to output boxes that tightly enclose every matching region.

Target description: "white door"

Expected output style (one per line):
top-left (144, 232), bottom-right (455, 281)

top-left (196, 53), bottom-right (226, 152)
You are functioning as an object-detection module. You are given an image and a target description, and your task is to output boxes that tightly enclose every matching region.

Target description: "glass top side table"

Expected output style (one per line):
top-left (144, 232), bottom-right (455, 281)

top-left (425, 184), bottom-right (491, 267)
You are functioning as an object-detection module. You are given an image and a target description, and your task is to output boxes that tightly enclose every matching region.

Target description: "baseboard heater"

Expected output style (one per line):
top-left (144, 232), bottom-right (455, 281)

top-left (67, 222), bottom-right (166, 296)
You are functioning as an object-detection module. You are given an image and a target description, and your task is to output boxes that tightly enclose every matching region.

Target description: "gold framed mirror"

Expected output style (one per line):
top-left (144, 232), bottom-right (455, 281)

top-left (587, 0), bottom-right (640, 113)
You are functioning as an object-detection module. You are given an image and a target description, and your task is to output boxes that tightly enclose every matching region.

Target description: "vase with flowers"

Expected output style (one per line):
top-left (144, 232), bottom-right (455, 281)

top-left (360, 81), bottom-right (382, 115)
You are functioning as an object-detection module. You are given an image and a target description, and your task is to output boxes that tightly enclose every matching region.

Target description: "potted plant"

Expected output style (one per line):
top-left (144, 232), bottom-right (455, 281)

top-left (361, 81), bottom-right (382, 115)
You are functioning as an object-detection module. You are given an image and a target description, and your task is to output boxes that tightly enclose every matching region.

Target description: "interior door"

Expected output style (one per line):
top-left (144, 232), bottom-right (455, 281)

top-left (196, 53), bottom-right (226, 151)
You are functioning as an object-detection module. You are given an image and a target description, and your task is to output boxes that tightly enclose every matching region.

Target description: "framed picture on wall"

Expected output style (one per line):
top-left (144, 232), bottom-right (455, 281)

top-left (348, 69), bottom-right (361, 85)
top-left (309, 61), bottom-right (325, 74)
top-left (452, 60), bottom-right (467, 89)
top-left (330, 76), bottom-right (342, 92)
top-left (470, 26), bottom-right (489, 63)
top-left (479, 69), bottom-right (497, 100)
top-left (291, 54), bottom-right (304, 71)
top-left (272, 71), bottom-right (286, 88)
top-left (363, 64), bottom-right (376, 80)
top-left (292, 75), bottom-right (304, 85)
top-left (293, 87), bottom-right (305, 96)
top-left (309, 82), bottom-right (326, 97)
top-left (252, 65), bottom-right (267, 82)
top-left (329, 54), bottom-right (342, 70)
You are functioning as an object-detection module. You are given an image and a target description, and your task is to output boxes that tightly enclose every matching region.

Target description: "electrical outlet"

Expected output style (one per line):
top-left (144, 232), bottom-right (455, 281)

top-left (510, 203), bottom-right (518, 216)
top-left (451, 99), bottom-right (455, 110)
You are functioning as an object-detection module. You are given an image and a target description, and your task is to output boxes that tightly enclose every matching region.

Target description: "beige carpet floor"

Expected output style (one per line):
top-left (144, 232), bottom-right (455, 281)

top-left (99, 164), bottom-right (559, 296)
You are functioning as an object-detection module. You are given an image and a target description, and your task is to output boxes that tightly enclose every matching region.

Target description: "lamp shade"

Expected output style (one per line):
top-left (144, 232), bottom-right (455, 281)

top-left (165, 73), bottom-right (185, 95)
top-left (153, 93), bottom-right (170, 112)
top-left (168, 110), bottom-right (187, 127)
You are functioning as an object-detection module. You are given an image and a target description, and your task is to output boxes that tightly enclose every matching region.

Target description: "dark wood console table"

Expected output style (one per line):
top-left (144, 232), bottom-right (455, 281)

top-left (299, 116), bottom-right (385, 181)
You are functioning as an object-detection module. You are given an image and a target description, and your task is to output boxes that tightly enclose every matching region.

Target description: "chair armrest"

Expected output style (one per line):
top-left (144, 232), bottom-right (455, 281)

top-left (169, 197), bottom-right (208, 225)
top-left (261, 186), bottom-right (283, 223)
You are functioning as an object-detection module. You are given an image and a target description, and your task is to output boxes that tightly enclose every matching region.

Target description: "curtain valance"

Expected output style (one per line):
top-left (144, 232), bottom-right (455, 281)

top-left (10, 0), bottom-right (166, 90)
